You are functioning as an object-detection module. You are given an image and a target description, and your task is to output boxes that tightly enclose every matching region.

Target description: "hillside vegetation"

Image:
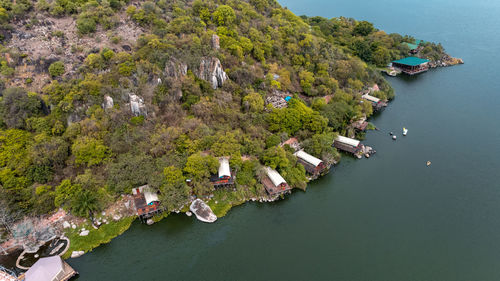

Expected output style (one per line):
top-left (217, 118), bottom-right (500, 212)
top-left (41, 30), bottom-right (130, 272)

top-left (0, 0), bottom-right (449, 229)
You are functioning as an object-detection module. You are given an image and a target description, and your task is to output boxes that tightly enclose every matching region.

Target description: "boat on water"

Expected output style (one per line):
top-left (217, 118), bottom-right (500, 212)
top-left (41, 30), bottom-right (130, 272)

top-left (403, 127), bottom-right (408, 136)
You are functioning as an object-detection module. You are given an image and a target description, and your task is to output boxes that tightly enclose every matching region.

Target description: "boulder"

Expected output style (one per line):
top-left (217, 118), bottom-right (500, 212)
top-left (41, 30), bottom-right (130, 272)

top-left (71, 251), bottom-right (84, 258)
top-left (79, 230), bottom-right (89, 236)
top-left (129, 94), bottom-right (147, 116)
top-left (102, 95), bottom-right (114, 110)
top-left (62, 221), bottom-right (71, 229)
top-left (113, 214), bottom-right (122, 221)
top-left (197, 57), bottom-right (228, 89)
top-left (164, 59), bottom-right (187, 79)
top-left (186, 211), bottom-right (192, 217)
top-left (189, 199), bottom-right (217, 223)
top-left (146, 219), bottom-right (154, 225)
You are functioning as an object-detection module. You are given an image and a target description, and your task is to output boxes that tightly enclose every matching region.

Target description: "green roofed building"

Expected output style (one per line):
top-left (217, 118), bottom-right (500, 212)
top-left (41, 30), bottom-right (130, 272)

top-left (392, 57), bottom-right (430, 75)
top-left (405, 42), bottom-right (418, 50)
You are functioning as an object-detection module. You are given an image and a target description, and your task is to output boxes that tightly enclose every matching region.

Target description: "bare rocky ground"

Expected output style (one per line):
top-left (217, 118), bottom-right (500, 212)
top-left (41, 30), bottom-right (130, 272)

top-left (0, 195), bottom-right (135, 257)
top-left (4, 13), bottom-right (144, 91)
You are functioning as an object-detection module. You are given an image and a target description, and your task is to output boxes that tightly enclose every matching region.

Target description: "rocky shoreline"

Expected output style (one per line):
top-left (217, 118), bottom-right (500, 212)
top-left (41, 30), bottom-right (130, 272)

top-left (429, 55), bottom-right (464, 68)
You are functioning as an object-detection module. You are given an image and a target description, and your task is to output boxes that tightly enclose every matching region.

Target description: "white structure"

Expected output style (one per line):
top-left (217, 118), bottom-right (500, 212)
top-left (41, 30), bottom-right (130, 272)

top-left (265, 167), bottom-right (287, 187)
top-left (294, 150), bottom-right (323, 167)
top-left (143, 188), bottom-right (158, 206)
top-left (190, 199), bottom-right (217, 223)
top-left (335, 136), bottom-right (360, 147)
top-left (24, 256), bottom-right (76, 281)
top-left (218, 157), bottom-right (231, 179)
top-left (361, 93), bottom-right (381, 103)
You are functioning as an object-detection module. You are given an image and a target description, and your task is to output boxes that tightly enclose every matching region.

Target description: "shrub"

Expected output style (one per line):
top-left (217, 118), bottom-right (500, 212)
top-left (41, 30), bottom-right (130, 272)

top-left (48, 61), bottom-right (65, 77)
top-left (76, 17), bottom-right (97, 34)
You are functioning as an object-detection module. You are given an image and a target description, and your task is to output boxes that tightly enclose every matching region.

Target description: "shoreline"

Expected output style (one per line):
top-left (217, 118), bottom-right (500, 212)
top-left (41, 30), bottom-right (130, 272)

top-left (0, 57), bottom-right (463, 275)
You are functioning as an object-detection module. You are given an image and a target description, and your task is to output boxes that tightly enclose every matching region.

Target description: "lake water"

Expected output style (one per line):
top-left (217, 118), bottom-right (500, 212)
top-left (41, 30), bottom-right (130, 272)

top-left (68, 0), bottom-right (500, 280)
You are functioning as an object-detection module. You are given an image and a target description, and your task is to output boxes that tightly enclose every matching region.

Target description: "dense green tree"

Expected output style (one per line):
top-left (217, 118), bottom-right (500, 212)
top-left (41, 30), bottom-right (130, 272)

top-left (353, 20), bottom-right (374, 36)
top-left (183, 152), bottom-right (218, 180)
top-left (213, 5), bottom-right (235, 26)
top-left (71, 189), bottom-right (101, 220)
top-left (54, 179), bottom-right (81, 209)
top-left (106, 152), bottom-right (154, 193)
top-left (0, 88), bottom-right (43, 129)
top-left (242, 92), bottom-right (264, 112)
top-left (158, 166), bottom-right (190, 210)
top-left (72, 137), bottom-right (111, 167)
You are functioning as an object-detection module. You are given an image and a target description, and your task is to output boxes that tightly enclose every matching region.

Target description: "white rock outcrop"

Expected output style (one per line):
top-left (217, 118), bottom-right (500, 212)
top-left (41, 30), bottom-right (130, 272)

top-left (189, 199), bottom-right (217, 223)
top-left (79, 230), bottom-right (89, 236)
top-left (71, 251), bottom-right (84, 258)
top-left (102, 95), bottom-right (114, 110)
top-left (197, 57), bottom-right (228, 89)
top-left (129, 94), bottom-right (147, 116)
top-left (211, 34), bottom-right (220, 50)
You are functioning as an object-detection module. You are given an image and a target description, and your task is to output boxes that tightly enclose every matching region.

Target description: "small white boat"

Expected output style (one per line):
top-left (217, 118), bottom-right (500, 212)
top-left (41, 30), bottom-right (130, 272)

top-left (403, 127), bottom-right (408, 136)
top-left (392, 135), bottom-right (397, 140)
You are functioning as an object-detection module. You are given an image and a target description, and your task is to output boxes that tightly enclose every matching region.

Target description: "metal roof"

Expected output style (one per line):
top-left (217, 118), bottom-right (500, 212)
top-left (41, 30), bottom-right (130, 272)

top-left (405, 42), bottom-right (418, 50)
top-left (361, 93), bottom-right (380, 103)
top-left (294, 150), bottom-right (323, 167)
top-left (392, 57), bottom-right (430, 66)
top-left (335, 136), bottom-right (360, 147)
top-left (265, 167), bottom-right (287, 187)
top-left (25, 256), bottom-right (63, 281)
top-left (218, 157), bottom-right (231, 178)
top-left (143, 187), bottom-right (159, 205)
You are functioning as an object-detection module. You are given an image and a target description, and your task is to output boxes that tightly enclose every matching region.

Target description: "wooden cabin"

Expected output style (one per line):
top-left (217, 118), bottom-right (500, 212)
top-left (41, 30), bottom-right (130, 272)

top-left (405, 42), bottom-right (419, 54)
top-left (361, 93), bottom-right (387, 112)
top-left (294, 150), bottom-right (327, 176)
top-left (392, 57), bottom-right (430, 75)
top-left (334, 136), bottom-right (363, 155)
top-left (281, 137), bottom-right (300, 151)
top-left (18, 256), bottom-right (77, 281)
top-left (211, 157), bottom-right (235, 188)
top-left (262, 167), bottom-right (291, 197)
top-left (352, 119), bottom-right (368, 132)
top-left (132, 185), bottom-right (162, 223)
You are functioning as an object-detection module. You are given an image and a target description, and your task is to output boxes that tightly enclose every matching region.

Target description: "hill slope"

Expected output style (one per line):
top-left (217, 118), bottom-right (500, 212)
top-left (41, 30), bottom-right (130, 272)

top-left (0, 0), bottom-right (452, 224)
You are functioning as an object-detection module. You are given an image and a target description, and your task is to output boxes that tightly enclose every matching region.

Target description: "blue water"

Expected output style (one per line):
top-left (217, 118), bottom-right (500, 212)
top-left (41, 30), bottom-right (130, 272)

top-left (69, 1), bottom-right (500, 280)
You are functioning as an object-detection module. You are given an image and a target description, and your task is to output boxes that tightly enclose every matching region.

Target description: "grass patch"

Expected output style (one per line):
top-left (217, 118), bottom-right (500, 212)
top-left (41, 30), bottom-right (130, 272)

top-left (367, 122), bottom-right (377, 130)
top-left (207, 186), bottom-right (260, 217)
top-left (63, 216), bottom-right (136, 259)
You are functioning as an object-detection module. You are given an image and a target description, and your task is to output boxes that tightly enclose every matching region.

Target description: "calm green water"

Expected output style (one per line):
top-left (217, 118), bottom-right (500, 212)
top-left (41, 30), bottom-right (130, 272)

top-left (69, 1), bottom-right (500, 280)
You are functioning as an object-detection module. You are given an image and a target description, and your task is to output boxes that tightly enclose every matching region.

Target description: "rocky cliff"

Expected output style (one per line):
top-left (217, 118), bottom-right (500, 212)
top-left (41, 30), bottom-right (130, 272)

top-left (197, 57), bottom-right (228, 89)
top-left (164, 59), bottom-right (188, 79)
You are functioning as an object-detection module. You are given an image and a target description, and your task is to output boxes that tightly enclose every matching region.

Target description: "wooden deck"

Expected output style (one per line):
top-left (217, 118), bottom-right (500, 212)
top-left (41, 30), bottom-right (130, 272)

top-left (133, 193), bottom-right (162, 222)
